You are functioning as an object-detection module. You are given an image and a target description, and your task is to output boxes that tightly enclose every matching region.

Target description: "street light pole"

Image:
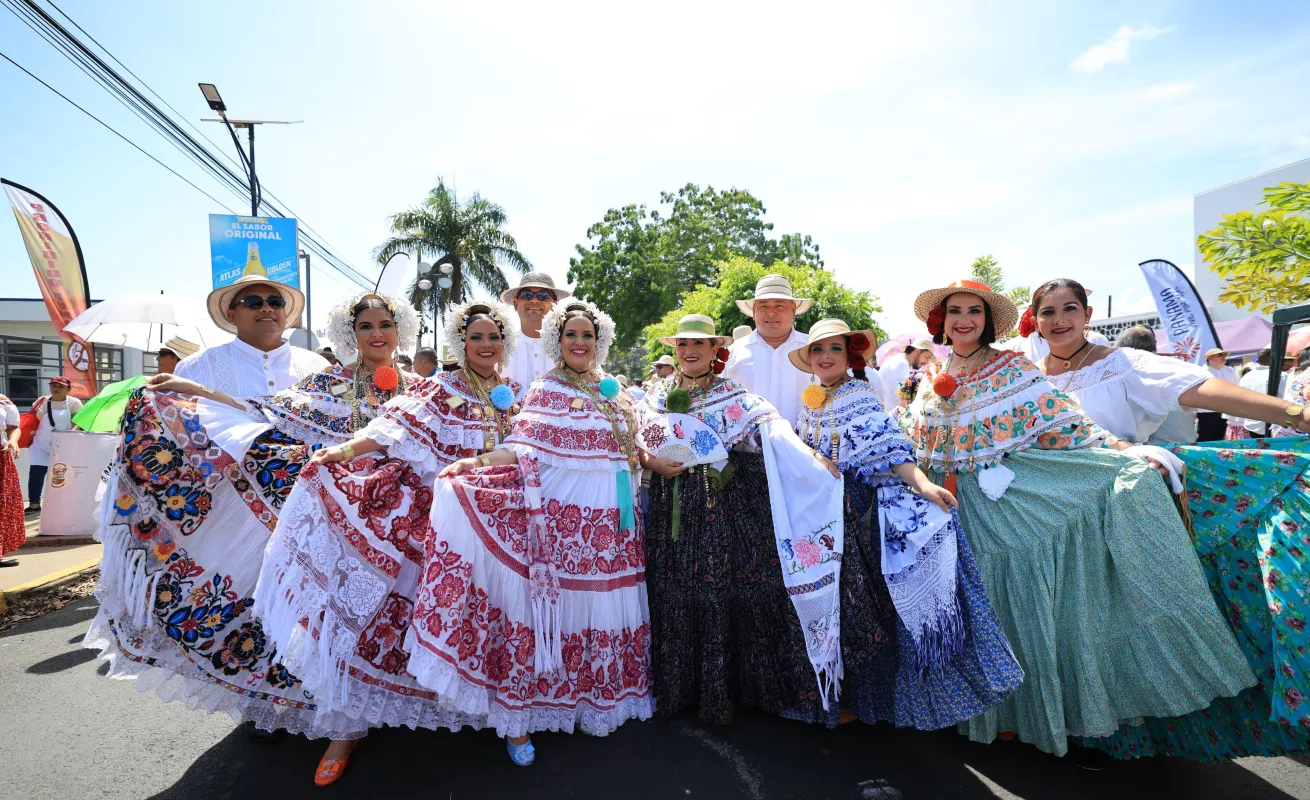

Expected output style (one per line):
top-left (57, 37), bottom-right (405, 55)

top-left (299, 249), bottom-right (312, 343)
top-left (198, 83), bottom-right (301, 218)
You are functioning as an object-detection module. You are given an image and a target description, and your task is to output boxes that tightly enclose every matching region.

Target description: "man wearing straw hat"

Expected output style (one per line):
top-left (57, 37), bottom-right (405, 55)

top-left (723, 274), bottom-right (816, 425)
top-left (501, 272), bottom-right (569, 390)
top-left (154, 335), bottom-right (198, 376)
top-left (175, 272), bottom-right (327, 397)
top-left (1199, 347), bottom-right (1236, 441)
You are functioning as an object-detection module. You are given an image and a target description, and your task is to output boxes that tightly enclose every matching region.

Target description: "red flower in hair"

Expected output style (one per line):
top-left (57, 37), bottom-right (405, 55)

top-left (849, 354), bottom-right (867, 370)
top-left (1018, 307), bottom-right (1036, 338)
top-left (712, 360), bottom-right (726, 375)
top-left (849, 333), bottom-right (870, 353)
top-left (716, 347), bottom-right (731, 363)
top-left (926, 306), bottom-right (946, 337)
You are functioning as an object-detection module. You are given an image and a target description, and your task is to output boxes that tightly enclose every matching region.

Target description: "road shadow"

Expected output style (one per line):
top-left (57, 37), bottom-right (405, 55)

top-left (26, 646), bottom-right (99, 675)
top-left (0, 599), bottom-right (98, 639)
top-left (146, 708), bottom-right (1304, 800)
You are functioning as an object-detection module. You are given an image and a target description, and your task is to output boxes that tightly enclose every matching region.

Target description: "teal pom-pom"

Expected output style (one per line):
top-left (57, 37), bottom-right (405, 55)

top-left (490, 384), bottom-right (515, 411)
top-left (599, 376), bottom-right (621, 400)
top-left (666, 388), bottom-right (692, 414)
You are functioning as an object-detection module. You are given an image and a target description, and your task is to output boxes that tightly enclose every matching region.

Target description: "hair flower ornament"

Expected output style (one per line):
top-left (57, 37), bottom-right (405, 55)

top-left (442, 299), bottom-right (520, 368)
top-left (1018, 306), bottom-right (1036, 338)
top-left (848, 333), bottom-right (870, 352)
top-left (926, 306), bottom-right (946, 337)
top-left (325, 291), bottom-right (420, 361)
top-left (541, 300), bottom-right (616, 368)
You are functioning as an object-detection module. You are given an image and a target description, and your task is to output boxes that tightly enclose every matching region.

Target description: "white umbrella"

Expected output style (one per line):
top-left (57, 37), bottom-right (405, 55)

top-left (63, 294), bottom-right (232, 352)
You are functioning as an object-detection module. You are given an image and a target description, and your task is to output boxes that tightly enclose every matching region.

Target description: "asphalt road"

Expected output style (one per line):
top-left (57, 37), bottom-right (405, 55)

top-left (3, 600), bottom-right (1310, 800)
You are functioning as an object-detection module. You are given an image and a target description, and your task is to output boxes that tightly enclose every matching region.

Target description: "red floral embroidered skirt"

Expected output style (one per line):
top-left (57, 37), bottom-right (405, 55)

top-left (1, 450), bottom-right (24, 555)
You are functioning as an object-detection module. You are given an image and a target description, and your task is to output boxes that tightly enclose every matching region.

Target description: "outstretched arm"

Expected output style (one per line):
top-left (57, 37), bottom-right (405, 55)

top-left (1181, 377), bottom-right (1309, 433)
top-left (146, 374), bottom-right (244, 410)
top-left (439, 447), bottom-right (518, 477)
top-left (309, 435), bottom-right (387, 466)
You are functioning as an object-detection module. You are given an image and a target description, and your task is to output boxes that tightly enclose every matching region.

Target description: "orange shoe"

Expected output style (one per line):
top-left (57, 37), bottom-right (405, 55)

top-left (314, 740), bottom-right (359, 787)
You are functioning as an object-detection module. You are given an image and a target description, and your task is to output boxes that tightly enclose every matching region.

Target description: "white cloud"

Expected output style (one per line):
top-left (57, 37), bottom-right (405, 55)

top-left (1071, 25), bottom-right (1175, 75)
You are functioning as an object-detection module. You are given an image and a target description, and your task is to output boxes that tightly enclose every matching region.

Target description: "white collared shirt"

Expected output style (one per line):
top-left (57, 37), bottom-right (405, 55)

top-left (723, 328), bottom-right (814, 426)
top-left (175, 337), bottom-right (329, 398)
top-left (504, 333), bottom-right (549, 396)
top-left (1235, 366), bottom-right (1288, 432)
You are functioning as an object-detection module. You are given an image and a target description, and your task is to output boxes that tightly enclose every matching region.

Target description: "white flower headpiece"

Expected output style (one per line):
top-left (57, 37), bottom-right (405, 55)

top-left (442, 299), bottom-right (520, 368)
top-left (541, 299), bottom-right (615, 369)
top-left (324, 292), bottom-right (420, 361)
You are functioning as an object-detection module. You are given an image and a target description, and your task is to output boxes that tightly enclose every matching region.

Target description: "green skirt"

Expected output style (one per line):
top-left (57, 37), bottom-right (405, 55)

top-left (940, 447), bottom-right (1255, 756)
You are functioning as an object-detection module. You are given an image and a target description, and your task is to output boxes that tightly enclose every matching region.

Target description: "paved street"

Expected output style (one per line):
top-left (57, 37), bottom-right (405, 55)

top-left (3, 600), bottom-right (1310, 799)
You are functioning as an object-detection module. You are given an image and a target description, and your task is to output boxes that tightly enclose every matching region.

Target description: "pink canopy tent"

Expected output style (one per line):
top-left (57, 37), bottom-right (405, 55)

top-left (1153, 316), bottom-right (1290, 359)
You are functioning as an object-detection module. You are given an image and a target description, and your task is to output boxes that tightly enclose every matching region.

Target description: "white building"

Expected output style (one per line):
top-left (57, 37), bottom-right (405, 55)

top-left (0, 297), bottom-right (141, 408)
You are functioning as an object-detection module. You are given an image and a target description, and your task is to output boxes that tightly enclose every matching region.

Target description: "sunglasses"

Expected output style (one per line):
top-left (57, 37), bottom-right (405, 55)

top-left (516, 289), bottom-right (554, 302)
top-left (231, 294), bottom-right (287, 311)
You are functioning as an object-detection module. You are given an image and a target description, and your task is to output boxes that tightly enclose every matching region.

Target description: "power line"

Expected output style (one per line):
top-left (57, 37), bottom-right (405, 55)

top-left (0, 49), bottom-right (238, 211)
top-left (4, 0), bottom-right (376, 289)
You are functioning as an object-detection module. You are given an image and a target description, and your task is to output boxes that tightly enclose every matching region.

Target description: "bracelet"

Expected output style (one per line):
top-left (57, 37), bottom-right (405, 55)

top-left (477, 453), bottom-right (491, 469)
top-left (339, 443), bottom-right (356, 462)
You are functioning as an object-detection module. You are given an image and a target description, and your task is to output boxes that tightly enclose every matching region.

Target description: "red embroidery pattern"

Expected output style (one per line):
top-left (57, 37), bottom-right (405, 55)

top-left (543, 499), bottom-right (643, 576)
top-left (356, 592), bottom-right (415, 676)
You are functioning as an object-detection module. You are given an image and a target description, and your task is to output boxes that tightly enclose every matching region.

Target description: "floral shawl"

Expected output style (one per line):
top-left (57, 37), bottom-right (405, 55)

top-left (797, 379), bottom-right (963, 675)
top-left (639, 377), bottom-right (846, 708)
top-left (900, 351), bottom-right (1106, 496)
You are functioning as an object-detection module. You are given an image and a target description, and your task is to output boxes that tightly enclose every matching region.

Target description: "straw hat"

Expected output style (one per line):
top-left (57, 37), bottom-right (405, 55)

top-left (735, 274), bottom-right (813, 317)
top-left (733, 325), bottom-right (753, 340)
top-left (653, 355), bottom-right (676, 368)
top-left (158, 335), bottom-right (199, 359)
top-left (789, 319), bottom-right (876, 373)
top-left (206, 273), bottom-right (306, 334)
top-left (500, 271), bottom-right (572, 304)
top-left (658, 314), bottom-right (732, 347)
top-left (909, 338), bottom-right (934, 351)
top-left (913, 279), bottom-right (1018, 339)
top-left (1203, 347), bottom-right (1229, 360)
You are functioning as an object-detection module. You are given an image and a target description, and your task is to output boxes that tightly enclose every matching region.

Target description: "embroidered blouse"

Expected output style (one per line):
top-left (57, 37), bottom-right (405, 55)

top-left (796, 380), bottom-right (914, 488)
top-left (502, 373), bottom-right (636, 472)
top-left (900, 350), bottom-right (1107, 474)
top-left (364, 371), bottom-right (524, 473)
top-left (1274, 369), bottom-right (1309, 438)
top-left (1042, 347), bottom-right (1210, 445)
top-left (635, 376), bottom-right (780, 454)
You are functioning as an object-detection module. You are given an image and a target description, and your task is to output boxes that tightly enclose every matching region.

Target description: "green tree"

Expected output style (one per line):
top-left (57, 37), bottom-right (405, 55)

top-left (640, 256), bottom-right (883, 365)
top-left (1198, 181), bottom-right (1310, 313)
top-left (568, 184), bottom-right (823, 354)
top-left (375, 178), bottom-right (532, 333)
top-left (967, 254), bottom-right (1029, 336)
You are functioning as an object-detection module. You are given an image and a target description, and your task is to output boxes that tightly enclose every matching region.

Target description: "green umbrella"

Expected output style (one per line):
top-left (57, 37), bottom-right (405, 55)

top-left (72, 375), bottom-right (148, 433)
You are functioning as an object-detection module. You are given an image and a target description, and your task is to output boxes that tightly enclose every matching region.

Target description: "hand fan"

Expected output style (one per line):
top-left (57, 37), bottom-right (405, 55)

top-left (636, 412), bottom-right (728, 466)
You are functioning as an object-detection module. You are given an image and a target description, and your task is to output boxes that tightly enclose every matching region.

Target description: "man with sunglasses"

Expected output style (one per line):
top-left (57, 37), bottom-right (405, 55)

top-left (500, 272), bottom-right (571, 390)
top-left (175, 273), bottom-right (328, 397)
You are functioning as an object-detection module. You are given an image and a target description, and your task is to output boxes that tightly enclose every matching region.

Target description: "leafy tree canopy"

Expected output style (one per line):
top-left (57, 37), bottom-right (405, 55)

top-left (568, 183), bottom-right (824, 354)
top-left (641, 256), bottom-right (883, 365)
top-left (1198, 181), bottom-right (1310, 313)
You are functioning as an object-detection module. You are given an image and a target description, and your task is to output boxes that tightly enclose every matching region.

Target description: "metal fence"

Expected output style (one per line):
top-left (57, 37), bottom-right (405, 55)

top-left (0, 333), bottom-right (122, 407)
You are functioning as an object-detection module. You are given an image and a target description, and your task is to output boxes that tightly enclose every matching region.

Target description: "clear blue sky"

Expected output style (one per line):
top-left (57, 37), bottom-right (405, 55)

top-left (3, 0), bottom-right (1309, 337)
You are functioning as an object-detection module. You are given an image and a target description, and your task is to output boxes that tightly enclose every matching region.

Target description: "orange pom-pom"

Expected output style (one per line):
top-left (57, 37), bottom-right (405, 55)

top-left (932, 373), bottom-right (958, 398)
top-left (802, 384), bottom-right (828, 410)
top-left (374, 365), bottom-right (399, 391)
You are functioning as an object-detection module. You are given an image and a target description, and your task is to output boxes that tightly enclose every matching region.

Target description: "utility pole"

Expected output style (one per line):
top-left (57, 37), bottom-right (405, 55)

top-left (299, 249), bottom-right (312, 343)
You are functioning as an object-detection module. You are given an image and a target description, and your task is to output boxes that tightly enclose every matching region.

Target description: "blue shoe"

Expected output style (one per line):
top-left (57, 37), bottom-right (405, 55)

top-left (505, 736), bottom-right (535, 767)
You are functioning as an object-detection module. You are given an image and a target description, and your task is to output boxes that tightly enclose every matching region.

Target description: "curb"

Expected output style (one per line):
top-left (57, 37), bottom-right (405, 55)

top-left (20, 536), bottom-right (99, 549)
top-left (0, 557), bottom-right (101, 615)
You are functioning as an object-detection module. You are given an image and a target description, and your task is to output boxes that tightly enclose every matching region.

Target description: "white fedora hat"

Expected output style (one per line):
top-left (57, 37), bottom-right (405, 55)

top-left (657, 314), bottom-right (732, 347)
top-left (206, 273), bottom-right (306, 334)
top-left (735, 274), bottom-right (813, 317)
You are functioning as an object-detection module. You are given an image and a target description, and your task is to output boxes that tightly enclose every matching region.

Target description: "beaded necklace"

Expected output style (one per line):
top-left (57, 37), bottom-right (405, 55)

top-left (463, 368), bottom-right (517, 454)
top-left (344, 363), bottom-right (405, 433)
top-left (804, 377), bottom-right (849, 461)
top-left (922, 348), bottom-right (995, 472)
top-left (558, 366), bottom-right (640, 470)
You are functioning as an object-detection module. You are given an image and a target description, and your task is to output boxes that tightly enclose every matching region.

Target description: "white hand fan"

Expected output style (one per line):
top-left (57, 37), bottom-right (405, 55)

top-left (637, 413), bottom-right (728, 466)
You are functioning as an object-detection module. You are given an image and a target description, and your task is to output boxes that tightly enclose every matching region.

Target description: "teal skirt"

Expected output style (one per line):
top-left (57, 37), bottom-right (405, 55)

top-left (939, 447), bottom-right (1255, 757)
top-left (1089, 436), bottom-right (1310, 760)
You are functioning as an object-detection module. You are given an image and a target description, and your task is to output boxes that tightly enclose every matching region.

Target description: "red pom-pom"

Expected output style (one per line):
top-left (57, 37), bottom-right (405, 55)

top-left (1018, 307), bottom-right (1036, 338)
top-left (716, 347), bottom-right (731, 363)
top-left (712, 360), bottom-right (726, 375)
top-left (374, 365), bottom-right (399, 391)
top-left (849, 333), bottom-right (870, 353)
top-left (849, 354), bottom-right (866, 370)
top-left (926, 307), bottom-right (946, 337)
top-left (931, 373), bottom-right (958, 398)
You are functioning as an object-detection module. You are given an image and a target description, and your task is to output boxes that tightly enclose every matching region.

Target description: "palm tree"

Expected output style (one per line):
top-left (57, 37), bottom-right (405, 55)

top-left (375, 179), bottom-right (533, 341)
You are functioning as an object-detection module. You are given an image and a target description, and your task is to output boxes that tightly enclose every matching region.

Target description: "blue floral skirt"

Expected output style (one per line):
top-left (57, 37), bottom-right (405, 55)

top-left (1088, 436), bottom-right (1310, 760)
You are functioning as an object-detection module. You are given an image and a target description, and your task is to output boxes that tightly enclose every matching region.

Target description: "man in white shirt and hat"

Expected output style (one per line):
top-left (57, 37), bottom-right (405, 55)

top-left (878, 338), bottom-right (935, 410)
top-left (723, 274), bottom-right (815, 424)
top-left (501, 272), bottom-right (569, 391)
top-left (175, 272), bottom-right (327, 397)
top-left (154, 336), bottom-right (199, 376)
top-left (1199, 347), bottom-right (1237, 441)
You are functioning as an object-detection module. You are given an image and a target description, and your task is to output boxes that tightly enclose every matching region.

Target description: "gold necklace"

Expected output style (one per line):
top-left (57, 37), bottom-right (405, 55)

top-left (557, 368), bottom-right (640, 470)
top-left (676, 368), bottom-right (717, 398)
top-left (1049, 344), bottom-right (1099, 396)
top-left (463, 368), bottom-right (515, 453)
top-left (346, 362), bottom-right (405, 433)
top-left (806, 378), bottom-right (848, 461)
